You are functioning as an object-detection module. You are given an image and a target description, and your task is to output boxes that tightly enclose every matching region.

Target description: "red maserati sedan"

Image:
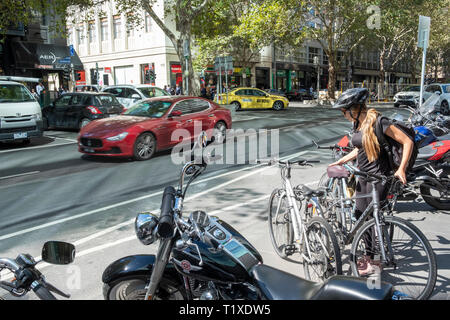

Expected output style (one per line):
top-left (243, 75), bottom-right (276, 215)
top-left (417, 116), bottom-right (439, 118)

top-left (77, 96), bottom-right (231, 160)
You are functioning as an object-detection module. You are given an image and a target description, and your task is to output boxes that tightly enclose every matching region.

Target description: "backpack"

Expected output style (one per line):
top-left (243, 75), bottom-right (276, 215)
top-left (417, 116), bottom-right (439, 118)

top-left (374, 116), bottom-right (418, 174)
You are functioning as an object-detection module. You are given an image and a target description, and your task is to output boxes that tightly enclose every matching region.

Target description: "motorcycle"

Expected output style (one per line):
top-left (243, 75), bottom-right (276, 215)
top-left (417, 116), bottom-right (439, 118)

top-left (102, 132), bottom-right (403, 300)
top-left (0, 241), bottom-right (75, 300)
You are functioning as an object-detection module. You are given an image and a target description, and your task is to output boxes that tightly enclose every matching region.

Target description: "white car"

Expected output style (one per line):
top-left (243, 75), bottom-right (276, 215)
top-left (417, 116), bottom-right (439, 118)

top-left (393, 85), bottom-right (432, 108)
top-left (102, 85), bottom-right (169, 110)
top-left (0, 80), bottom-right (43, 144)
top-left (424, 83), bottom-right (450, 115)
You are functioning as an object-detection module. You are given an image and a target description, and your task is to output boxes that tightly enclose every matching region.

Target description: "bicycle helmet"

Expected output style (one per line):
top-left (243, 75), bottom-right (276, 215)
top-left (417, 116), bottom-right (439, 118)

top-left (332, 88), bottom-right (369, 110)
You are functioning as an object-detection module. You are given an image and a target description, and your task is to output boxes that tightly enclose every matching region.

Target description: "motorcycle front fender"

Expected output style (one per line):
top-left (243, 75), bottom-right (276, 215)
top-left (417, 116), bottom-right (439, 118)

top-left (102, 254), bottom-right (181, 286)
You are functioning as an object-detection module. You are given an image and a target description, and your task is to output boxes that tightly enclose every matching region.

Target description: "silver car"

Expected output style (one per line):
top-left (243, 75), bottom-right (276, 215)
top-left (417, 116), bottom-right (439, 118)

top-left (101, 85), bottom-right (169, 110)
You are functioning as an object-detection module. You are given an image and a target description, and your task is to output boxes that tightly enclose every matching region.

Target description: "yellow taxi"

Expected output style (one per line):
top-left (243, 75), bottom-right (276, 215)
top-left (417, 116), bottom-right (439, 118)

top-left (217, 87), bottom-right (289, 111)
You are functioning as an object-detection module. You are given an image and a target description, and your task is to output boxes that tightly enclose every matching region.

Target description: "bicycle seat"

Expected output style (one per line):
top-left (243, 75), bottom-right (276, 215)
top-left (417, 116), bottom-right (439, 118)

top-left (301, 185), bottom-right (326, 197)
top-left (251, 264), bottom-right (393, 300)
top-left (327, 165), bottom-right (350, 178)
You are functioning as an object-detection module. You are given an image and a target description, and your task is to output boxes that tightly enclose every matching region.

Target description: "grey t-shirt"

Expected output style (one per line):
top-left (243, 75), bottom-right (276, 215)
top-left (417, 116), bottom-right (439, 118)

top-left (351, 116), bottom-right (392, 175)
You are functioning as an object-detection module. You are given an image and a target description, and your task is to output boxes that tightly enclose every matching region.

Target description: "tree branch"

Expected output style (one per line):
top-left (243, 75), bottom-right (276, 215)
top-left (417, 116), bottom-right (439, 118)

top-left (141, 0), bottom-right (178, 48)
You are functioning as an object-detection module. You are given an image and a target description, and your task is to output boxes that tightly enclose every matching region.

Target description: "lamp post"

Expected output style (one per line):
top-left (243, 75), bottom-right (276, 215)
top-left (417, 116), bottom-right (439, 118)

top-left (313, 56), bottom-right (320, 104)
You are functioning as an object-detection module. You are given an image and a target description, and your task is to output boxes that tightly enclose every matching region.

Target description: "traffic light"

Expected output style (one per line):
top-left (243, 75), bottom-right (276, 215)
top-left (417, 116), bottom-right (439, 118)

top-left (149, 70), bottom-right (156, 81)
top-left (63, 70), bottom-right (70, 81)
top-left (76, 71), bottom-right (82, 81)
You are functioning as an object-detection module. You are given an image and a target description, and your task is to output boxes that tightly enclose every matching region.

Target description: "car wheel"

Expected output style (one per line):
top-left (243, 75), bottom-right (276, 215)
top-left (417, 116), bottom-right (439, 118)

top-left (213, 121), bottom-right (227, 144)
top-left (133, 132), bottom-right (156, 161)
top-left (79, 118), bottom-right (91, 129)
top-left (440, 100), bottom-right (449, 115)
top-left (272, 101), bottom-right (284, 111)
top-left (231, 101), bottom-right (241, 111)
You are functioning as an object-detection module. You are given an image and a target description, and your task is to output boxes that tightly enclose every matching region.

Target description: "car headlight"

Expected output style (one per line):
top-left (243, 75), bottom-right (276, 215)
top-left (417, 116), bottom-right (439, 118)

top-left (135, 212), bottom-right (159, 245)
top-left (106, 132), bottom-right (128, 141)
top-left (32, 113), bottom-right (42, 121)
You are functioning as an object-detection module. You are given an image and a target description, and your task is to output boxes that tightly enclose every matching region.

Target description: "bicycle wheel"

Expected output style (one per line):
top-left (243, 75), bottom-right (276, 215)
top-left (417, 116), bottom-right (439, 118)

top-left (268, 189), bottom-right (294, 259)
top-left (350, 216), bottom-right (437, 300)
top-left (303, 216), bottom-right (343, 282)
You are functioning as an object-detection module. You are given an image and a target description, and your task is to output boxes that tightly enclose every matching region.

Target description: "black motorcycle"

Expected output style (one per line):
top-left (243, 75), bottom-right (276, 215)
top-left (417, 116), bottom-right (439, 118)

top-left (102, 133), bottom-right (402, 300)
top-left (0, 241), bottom-right (75, 300)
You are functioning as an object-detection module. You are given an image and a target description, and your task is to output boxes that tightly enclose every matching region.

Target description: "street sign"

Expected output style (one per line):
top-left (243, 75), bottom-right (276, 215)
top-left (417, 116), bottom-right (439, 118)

top-left (69, 45), bottom-right (74, 57)
top-left (183, 40), bottom-right (190, 58)
top-left (418, 15), bottom-right (430, 49)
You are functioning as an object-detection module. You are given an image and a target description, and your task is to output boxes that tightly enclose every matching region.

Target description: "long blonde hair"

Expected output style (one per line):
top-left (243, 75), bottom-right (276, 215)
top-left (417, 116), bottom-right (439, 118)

top-left (350, 105), bottom-right (381, 163)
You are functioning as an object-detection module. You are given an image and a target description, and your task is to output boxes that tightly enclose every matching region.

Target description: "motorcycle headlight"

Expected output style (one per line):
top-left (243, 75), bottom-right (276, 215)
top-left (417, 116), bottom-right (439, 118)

top-left (106, 132), bottom-right (128, 141)
top-left (135, 212), bottom-right (159, 245)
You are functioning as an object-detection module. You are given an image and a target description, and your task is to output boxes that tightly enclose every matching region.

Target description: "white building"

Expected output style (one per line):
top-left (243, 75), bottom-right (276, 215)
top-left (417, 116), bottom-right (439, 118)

top-left (67, 0), bottom-right (181, 88)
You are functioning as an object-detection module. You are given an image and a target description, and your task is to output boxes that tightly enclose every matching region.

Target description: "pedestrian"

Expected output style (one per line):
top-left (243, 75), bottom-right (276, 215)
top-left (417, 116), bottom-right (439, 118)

top-left (200, 86), bottom-right (207, 98)
top-left (163, 85), bottom-right (167, 93)
top-left (170, 86), bottom-right (175, 95)
top-left (328, 88), bottom-right (414, 276)
top-left (36, 82), bottom-right (44, 97)
top-left (175, 84), bottom-right (182, 95)
top-left (31, 88), bottom-right (39, 100)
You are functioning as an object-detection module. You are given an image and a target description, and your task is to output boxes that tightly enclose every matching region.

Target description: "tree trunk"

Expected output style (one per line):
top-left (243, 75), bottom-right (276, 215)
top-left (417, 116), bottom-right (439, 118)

top-left (379, 53), bottom-right (386, 99)
top-left (327, 63), bottom-right (337, 100)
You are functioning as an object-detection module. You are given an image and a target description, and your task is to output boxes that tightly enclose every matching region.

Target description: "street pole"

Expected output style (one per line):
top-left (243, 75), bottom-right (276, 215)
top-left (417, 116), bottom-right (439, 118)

top-left (70, 63), bottom-right (75, 91)
top-left (185, 57), bottom-right (189, 95)
top-left (226, 67), bottom-right (229, 104)
top-left (219, 57), bottom-right (222, 101)
top-left (419, 34), bottom-right (427, 108)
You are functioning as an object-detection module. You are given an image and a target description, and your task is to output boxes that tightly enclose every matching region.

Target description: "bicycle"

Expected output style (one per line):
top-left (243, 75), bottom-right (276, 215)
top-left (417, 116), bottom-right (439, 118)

top-left (259, 158), bottom-right (343, 283)
top-left (321, 163), bottom-right (437, 300)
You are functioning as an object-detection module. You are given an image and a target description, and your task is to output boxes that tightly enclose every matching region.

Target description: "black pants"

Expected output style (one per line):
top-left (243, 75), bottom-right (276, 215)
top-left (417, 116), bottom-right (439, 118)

top-left (355, 178), bottom-right (389, 259)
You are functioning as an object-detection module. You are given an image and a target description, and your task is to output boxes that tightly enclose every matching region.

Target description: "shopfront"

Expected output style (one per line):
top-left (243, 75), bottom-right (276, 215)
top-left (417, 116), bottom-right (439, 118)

top-left (255, 67), bottom-right (270, 90)
top-left (6, 41), bottom-right (83, 91)
top-left (169, 62), bottom-right (182, 87)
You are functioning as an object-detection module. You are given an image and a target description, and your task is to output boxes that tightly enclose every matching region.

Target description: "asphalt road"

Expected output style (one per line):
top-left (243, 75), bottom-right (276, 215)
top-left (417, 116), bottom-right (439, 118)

top-left (1, 105), bottom-right (448, 300)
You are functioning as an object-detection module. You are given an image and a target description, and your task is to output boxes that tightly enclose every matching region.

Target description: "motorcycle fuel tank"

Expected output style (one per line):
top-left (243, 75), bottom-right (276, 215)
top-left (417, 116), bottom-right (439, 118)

top-left (171, 217), bottom-right (263, 284)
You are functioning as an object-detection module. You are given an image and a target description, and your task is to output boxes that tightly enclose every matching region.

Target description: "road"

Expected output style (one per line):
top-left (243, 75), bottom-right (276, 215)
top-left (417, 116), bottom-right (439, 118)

top-left (0, 105), bottom-right (448, 300)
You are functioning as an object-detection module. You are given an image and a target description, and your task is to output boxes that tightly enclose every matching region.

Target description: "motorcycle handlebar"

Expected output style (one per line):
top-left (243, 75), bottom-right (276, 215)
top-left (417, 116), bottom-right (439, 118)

top-left (157, 186), bottom-right (176, 238)
top-left (32, 281), bottom-right (57, 300)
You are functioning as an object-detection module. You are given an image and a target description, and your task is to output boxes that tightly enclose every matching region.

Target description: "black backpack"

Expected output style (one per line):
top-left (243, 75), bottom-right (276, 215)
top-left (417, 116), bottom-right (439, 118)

top-left (374, 116), bottom-right (418, 174)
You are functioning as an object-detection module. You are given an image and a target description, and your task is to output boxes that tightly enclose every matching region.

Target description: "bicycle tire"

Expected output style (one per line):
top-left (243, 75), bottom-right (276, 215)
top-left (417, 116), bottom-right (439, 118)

top-left (303, 216), bottom-right (343, 282)
top-left (268, 189), bottom-right (294, 259)
top-left (350, 216), bottom-right (437, 300)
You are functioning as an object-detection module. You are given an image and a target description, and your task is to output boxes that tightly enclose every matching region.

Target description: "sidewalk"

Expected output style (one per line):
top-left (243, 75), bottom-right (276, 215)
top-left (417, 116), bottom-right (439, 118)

top-left (289, 100), bottom-right (394, 108)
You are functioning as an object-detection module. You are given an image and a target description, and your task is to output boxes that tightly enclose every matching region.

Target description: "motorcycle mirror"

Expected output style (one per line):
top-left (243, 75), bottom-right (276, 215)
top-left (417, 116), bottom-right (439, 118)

top-left (198, 131), bottom-right (208, 148)
top-left (41, 241), bottom-right (75, 265)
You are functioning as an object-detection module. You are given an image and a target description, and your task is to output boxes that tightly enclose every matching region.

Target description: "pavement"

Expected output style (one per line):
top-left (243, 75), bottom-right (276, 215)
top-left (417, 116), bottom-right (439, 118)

top-left (0, 106), bottom-right (448, 300)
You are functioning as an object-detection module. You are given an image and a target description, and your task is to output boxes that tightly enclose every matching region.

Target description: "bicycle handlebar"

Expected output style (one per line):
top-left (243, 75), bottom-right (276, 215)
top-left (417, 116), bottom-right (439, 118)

top-left (343, 164), bottom-right (387, 182)
top-left (257, 158), bottom-right (320, 166)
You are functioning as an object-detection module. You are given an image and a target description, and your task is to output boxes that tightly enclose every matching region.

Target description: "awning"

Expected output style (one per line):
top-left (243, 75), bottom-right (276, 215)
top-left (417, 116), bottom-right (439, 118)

top-left (10, 41), bottom-right (83, 71)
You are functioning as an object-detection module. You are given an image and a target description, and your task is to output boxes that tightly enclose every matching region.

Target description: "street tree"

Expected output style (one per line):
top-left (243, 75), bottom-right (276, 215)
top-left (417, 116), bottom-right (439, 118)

top-left (238, 0), bottom-right (371, 100)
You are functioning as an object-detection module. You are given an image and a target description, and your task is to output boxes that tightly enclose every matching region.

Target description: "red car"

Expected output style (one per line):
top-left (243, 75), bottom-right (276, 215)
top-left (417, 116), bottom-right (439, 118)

top-left (77, 96), bottom-right (231, 160)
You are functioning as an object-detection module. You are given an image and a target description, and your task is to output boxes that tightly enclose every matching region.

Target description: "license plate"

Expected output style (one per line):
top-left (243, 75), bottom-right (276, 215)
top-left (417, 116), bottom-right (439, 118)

top-left (14, 132), bottom-right (27, 139)
top-left (84, 148), bottom-right (95, 153)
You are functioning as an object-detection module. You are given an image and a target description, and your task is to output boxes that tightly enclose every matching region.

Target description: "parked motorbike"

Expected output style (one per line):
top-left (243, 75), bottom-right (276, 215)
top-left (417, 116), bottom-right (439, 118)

top-left (102, 132), bottom-right (403, 300)
top-left (0, 241), bottom-right (75, 300)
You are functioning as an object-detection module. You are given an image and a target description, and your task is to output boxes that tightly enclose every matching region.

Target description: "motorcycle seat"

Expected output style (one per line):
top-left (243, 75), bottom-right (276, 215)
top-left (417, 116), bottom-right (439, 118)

top-left (250, 264), bottom-right (393, 300)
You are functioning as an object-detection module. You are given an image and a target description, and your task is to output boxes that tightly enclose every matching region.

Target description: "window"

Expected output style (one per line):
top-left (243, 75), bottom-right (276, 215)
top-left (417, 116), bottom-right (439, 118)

top-left (77, 26), bottom-right (84, 44)
top-left (55, 95), bottom-right (72, 107)
top-left (145, 13), bottom-right (152, 33)
top-left (113, 16), bottom-right (121, 39)
top-left (139, 87), bottom-right (168, 98)
top-left (124, 100), bottom-right (172, 118)
top-left (97, 95), bottom-right (120, 106)
top-left (323, 53), bottom-right (329, 66)
top-left (70, 94), bottom-right (84, 105)
top-left (0, 84), bottom-right (34, 103)
top-left (235, 89), bottom-right (248, 96)
top-left (172, 100), bottom-right (193, 115)
top-left (308, 47), bottom-right (320, 64)
top-left (250, 89), bottom-right (266, 96)
top-left (88, 22), bottom-right (96, 43)
top-left (191, 99), bottom-right (210, 113)
top-left (101, 19), bottom-right (108, 41)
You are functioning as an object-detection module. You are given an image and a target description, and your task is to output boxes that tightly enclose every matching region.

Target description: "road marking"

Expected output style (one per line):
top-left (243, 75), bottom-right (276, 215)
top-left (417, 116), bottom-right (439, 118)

top-left (0, 142), bottom-right (76, 154)
top-left (0, 150), bottom-right (306, 241)
top-left (45, 135), bottom-right (78, 143)
top-left (0, 178), bottom-right (319, 281)
top-left (0, 171), bottom-right (40, 180)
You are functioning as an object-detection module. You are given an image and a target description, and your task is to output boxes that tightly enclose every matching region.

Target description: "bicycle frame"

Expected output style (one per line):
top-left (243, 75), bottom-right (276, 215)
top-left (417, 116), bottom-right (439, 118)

top-left (274, 164), bottom-right (313, 262)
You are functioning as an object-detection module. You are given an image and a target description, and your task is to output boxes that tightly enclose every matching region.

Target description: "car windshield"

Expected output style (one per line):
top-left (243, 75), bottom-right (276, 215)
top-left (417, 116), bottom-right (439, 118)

top-left (0, 84), bottom-right (35, 103)
top-left (123, 100), bottom-right (172, 118)
top-left (403, 86), bottom-right (421, 92)
top-left (138, 87), bottom-right (168, 98)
